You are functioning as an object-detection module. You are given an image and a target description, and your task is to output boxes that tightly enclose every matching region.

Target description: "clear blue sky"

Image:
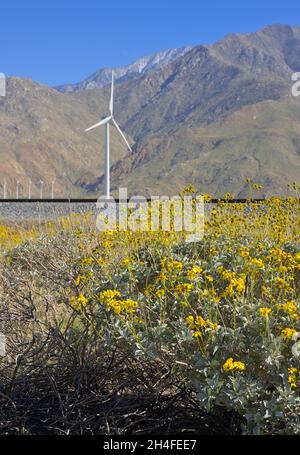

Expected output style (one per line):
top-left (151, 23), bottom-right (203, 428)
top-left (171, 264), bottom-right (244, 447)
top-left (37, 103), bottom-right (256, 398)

top-left (1, 0), bottom-right (300, 86)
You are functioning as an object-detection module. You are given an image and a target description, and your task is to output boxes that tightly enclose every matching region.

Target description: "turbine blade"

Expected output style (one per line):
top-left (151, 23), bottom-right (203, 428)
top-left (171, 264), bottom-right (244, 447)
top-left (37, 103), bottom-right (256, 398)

top-left (109, 70), bottom-right (114, 115)
top-left (112, 118), bottom-right (132, 152)
top-left (85, 116), bottom-right (111, 132)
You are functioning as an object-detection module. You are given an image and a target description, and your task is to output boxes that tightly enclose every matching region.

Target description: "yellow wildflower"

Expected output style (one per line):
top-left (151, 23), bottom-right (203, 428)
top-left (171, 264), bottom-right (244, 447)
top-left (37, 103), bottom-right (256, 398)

top-left (207, 320), bottom-right (219, 330)
top-left (288, 367), bottom-right (298, 375)
top-left (122, 257), bottom-right (132, 267)
top-left (100, 289), bottom-right (121, 301)
top-left (80, 257), bottom-right (94, 267)
top-left (186, 315), bottom-right (195, 328)
top-left (75, 275), bottom-right (86, 286)
top-left (195, 315), bottom-right (207, 327)
top-left (259, 307), bottom-right (271, 317)
top-left (70, 293), bottom-right (88, 311)
top-left (165, 259), bottom-right (183, 273)
top-left (174, 283), bottom-right (194, 295)
top-left (238, 248), bottom-right (250, 257)
top-left (77, 294), bottom-right (88, 306)
top-left (275, 277), bottom-right (290, 290)
top-left (288, 368), bottom-right (298, 389)
top-left (249, 258), bottom-right (265, 269)
top-left (233, 277), bottom-right (246, 294)
top-left (281, 328), bottom-right (298, 341)
top-left (157, 272), bottom-right (167, 283)
top-left (278, 301), bottom-right (299, 320)
top-left (187, 265), bottom-right (203, 279)
top-left (223, 357), bottom-right (246, 372)
top-left (155, 289), bottom-right (166, 298)
top-left (205, 275), bottom-right (214, 283)
top-left (105, 298), bottom-right (137, 315)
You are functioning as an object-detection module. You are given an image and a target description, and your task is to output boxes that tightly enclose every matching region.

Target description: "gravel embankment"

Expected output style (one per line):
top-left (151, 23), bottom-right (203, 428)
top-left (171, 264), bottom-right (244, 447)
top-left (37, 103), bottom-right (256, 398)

top-left (0, 202), bottom-right (98, 221)
top-left (0, 200), bottom-right (213, 222)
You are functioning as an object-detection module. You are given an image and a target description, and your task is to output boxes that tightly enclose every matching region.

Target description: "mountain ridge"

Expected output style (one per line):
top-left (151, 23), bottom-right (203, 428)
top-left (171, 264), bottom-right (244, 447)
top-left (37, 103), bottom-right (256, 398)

top-left (55, 46), bottom-right (192, 93)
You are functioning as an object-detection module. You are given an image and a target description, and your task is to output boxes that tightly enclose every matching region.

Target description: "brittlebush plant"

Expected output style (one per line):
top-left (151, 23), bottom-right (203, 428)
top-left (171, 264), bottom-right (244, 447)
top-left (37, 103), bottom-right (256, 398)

top-left (0, 192), bottom-right (299, 434)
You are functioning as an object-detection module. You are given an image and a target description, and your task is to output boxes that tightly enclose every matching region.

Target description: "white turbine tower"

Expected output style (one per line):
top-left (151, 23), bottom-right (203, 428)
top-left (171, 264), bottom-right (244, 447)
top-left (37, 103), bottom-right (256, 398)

top-left (28, 179), bottom-right (32, 200)
top-left (51, 178), bottom-right (55, 200)
top-left (40, 180), bottom-right (44, 200)
top-left (85, 71), bottom-right (132, 198)
top-left (16, 180), bottom-right (20, 200)
top-left (3, 179), bottom-right (7, 200)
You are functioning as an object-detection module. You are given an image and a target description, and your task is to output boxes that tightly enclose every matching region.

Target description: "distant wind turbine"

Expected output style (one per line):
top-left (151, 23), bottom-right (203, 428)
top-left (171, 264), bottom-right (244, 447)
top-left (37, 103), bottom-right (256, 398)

top-left (85, 71), bottom-right (132, 198)
top-left (3, 179), bottom-right (7, 199)
top-left (28, 179), bottom-right (32, 199)
top-left (16, 180), bottom-right (20, 200)
top-left (40, 180), bottom-right (44, 200)
top-left (51, 179), bottom-right (55, 200)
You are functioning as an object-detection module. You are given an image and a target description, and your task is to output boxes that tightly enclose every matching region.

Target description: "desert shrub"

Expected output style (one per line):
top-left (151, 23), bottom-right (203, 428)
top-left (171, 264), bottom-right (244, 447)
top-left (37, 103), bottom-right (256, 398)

top-left (0, 196), bottom-right (299, 434)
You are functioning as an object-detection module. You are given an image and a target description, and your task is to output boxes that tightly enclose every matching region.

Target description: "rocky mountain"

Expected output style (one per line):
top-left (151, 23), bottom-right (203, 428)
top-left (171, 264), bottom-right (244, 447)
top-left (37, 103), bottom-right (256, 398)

top-left (109, 96), bottom-right (300, 197)
top-left (1, 24), bottom-right (300, 198)
top-left (0, 78), bottom-right (130, 198)
top-left (55, 47), bottom-right (191, 93)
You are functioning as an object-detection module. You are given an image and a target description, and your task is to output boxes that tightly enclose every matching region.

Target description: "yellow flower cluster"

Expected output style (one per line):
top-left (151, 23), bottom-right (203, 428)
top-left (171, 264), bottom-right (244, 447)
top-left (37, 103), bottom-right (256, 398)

top-left (121, 257), bottom-right (132, 267)
top-left (174, 283), bottom-right (194, 296)
top-left (223, 357), bottom-right (246, 372)
top-left (105, 298), bottom-right (138, 315)
top-left (80, 257), bottom-right (94, 267)
top-left (204, 274), bottom-right (214, 283)
top-left (181, 185), bottom-right (197, 194)
top-left (281, 327), bottom-right (298, 341)
top-left (99, 290), bottom-right (137, 315)
top-left (288, 367), bottom-right (299, 389)
top-left (155, 289), bottom-right (166, 298)
top-left (218, 266), bottom-right (246, 297)
top-left (249, 258), bottom-right (265, 270)
top-left (186, 265), bottom-right (203, 279)
top-left (70, 293), bottom-right (88, 311)
top-left (163, 258), bottom-right (183, 273)
top-left (100, 290), bottom-right (121, 301)
top-left (275, 277), bottom-right (292, 291)
top-left (0, 224), bottom-right (37, 250)
top-left (75, 273), bottom-right (93, 286)
top-left (278, 301), bottom-right (299, 320)
top-left (238, 247), bottom-right (250, 258)
top-left (186, 314), bottom-right (219, 337)
top-left (259, 307), bottom-right (272, 318)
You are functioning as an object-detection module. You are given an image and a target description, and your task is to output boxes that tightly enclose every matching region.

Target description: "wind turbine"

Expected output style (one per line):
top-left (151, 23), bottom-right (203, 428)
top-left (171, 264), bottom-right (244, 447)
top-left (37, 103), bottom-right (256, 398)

top-left (28, 179), bottom-right (32, 199)
top-left (39, 180), bottom-right (44, 200)
top-left (85, 71), bottom-right (132, 198)
top-left (16, 180), bottom-right (20, 200)
top-left (51, 178), bottom-right (55, 200)
top-left (3, 179), bottom-right (7, 199)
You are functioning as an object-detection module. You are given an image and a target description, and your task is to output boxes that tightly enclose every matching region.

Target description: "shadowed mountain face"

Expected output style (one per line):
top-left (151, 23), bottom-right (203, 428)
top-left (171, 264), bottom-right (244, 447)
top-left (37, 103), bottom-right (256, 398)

top-left (0, 24), bottom-right (300, 198)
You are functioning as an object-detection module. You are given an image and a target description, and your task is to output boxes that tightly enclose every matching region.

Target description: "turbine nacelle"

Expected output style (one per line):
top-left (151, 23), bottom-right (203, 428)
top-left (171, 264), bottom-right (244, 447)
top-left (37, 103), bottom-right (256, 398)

top-left (85, 116), bottom-right (111, 132)
top-left (85, 71), bottom-right (132, 153)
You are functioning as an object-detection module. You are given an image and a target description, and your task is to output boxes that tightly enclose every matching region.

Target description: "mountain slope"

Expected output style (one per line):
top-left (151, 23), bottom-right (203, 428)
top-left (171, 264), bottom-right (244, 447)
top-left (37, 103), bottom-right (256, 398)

top-left (55, 47), bottom-right (191, 93)
top-left (109, 97), bottom-right (300, 197)
top-left (75, 24), bottom-right (295, 144)
top-left (0, 78), bottom-right (130, 198)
